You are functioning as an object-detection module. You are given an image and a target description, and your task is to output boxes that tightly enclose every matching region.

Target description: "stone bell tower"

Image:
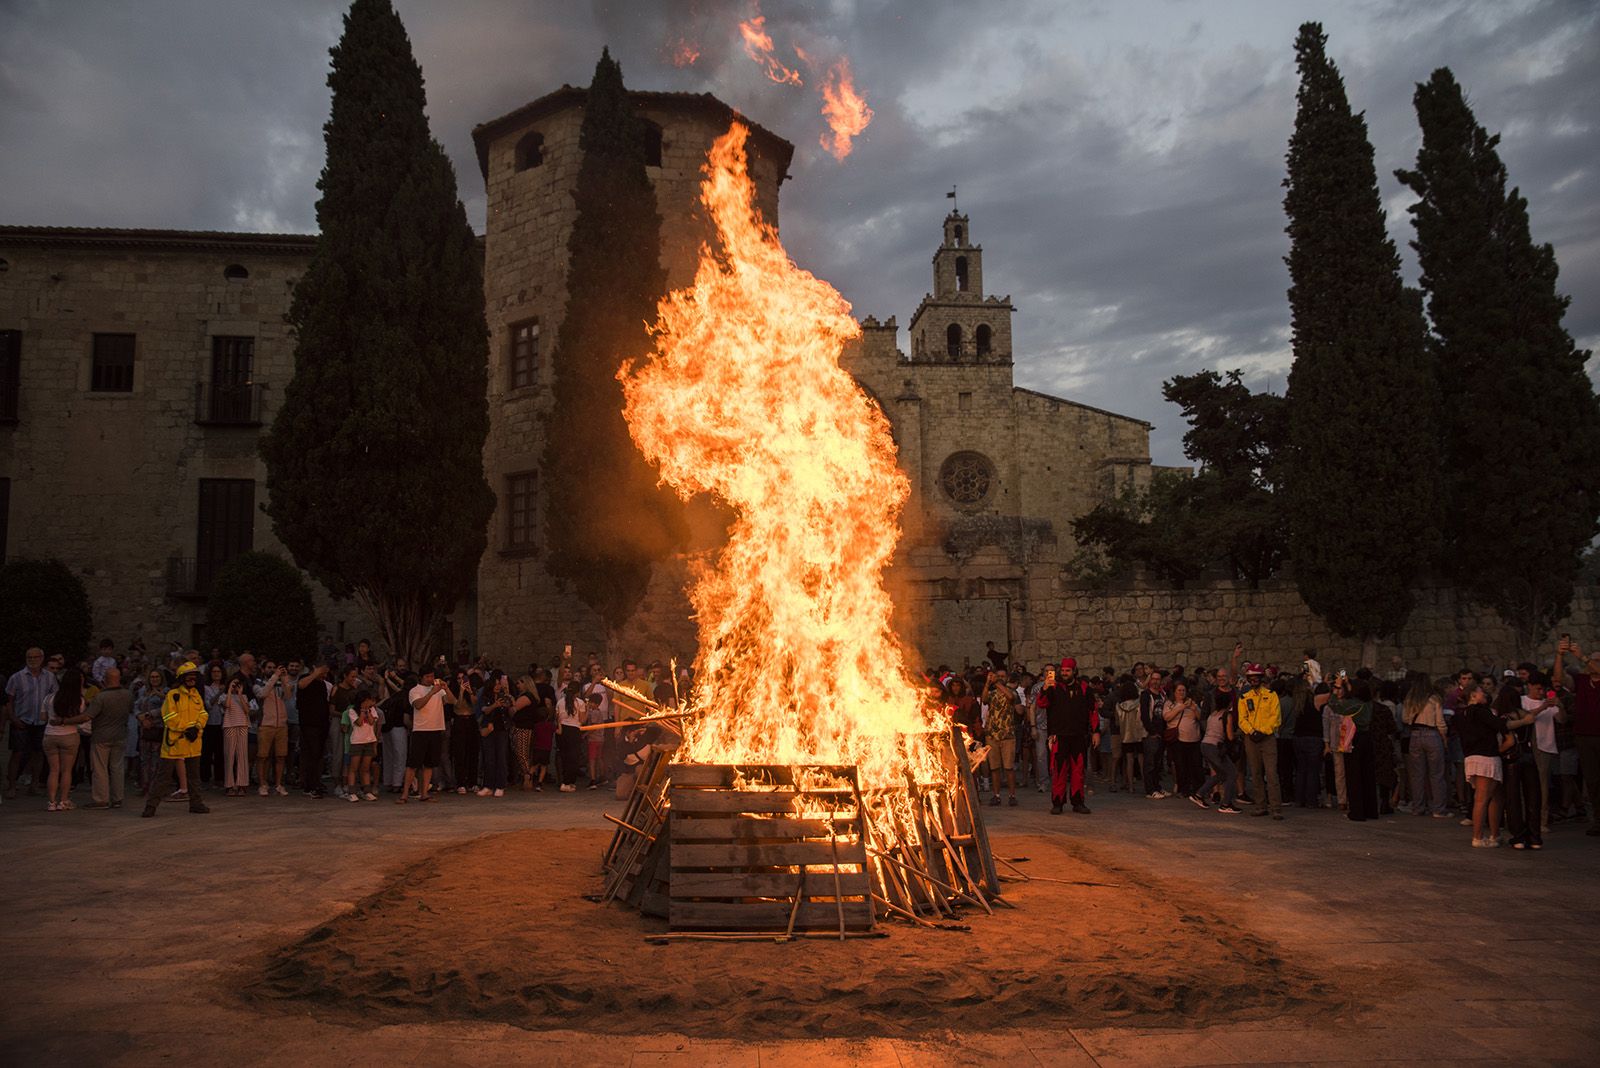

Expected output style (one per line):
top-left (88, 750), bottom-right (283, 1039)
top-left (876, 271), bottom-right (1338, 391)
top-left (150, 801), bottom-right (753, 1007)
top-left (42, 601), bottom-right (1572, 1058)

top-left (907, 211), bottom-right (1015, 363)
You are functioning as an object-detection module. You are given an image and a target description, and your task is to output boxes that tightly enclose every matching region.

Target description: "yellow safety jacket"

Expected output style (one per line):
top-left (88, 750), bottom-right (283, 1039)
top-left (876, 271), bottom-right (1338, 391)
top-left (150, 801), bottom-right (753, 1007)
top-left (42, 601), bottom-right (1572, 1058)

top-left (1236, 685), bottom-right (1281, 737)
top-left (160, 685), bottom-right (209, 759)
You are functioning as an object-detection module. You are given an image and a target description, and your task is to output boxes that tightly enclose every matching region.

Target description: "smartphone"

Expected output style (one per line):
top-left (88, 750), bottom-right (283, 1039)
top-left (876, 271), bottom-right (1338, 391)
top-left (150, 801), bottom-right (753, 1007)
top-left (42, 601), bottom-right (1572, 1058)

top-left (563, 643), bottom-right (572, 660)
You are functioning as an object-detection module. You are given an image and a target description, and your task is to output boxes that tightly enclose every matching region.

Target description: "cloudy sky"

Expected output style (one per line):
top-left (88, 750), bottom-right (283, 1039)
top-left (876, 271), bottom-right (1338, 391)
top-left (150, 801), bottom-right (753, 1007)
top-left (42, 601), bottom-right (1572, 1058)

top-left (2, 0), bottom-right (1595, 462)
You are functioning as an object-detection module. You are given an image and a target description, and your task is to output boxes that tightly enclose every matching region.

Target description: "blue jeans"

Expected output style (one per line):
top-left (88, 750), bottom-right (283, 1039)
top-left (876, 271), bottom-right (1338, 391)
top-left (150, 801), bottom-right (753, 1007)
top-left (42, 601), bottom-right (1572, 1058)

top-left (1199, 743), bottom-right (1235, 807)
top-left (1407, 728), bottom-right (1449, 815)
top-left (1142, 736), bottom-right (1165, 794)
top-left (1293, 736), bottom-right (1323, 807)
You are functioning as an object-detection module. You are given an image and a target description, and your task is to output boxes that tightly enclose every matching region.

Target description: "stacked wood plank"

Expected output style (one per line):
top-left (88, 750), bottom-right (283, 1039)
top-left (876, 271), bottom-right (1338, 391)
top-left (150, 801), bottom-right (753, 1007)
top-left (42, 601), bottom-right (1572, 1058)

top-left (600, 727), bottom-right (1003, 936)
top-left (668, 764), bottom-right (873, 933)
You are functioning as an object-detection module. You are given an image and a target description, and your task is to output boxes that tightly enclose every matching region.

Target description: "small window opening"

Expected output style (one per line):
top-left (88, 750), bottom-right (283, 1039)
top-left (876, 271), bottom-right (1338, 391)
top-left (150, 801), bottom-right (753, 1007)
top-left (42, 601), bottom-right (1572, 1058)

top-left (946, 323), bottom-right (963, 359)
top-left (515, 131), bottom-right (544, 172)
top-left (223, 264), bottom-right (249, 281)
top-left (975, 324), bottom-right (992, 357)
top-left (953, 224), bottom-right (964, 244)
top-left (955, 256), bottom-right (969, 292)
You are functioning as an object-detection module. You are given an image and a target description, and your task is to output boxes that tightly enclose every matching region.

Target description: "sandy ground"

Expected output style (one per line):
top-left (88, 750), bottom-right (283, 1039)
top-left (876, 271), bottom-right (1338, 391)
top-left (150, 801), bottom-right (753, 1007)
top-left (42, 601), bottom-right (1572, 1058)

top-left (241, 828), bottom-right (1337, 1039)
top-left (4, 777), bottom-right (1599, 1065)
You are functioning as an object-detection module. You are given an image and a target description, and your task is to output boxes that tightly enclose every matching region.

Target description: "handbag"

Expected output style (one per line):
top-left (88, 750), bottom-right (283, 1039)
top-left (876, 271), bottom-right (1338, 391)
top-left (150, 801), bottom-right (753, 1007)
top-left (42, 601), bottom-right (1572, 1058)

top-left (1337, 713), bottom-right (1357, 754)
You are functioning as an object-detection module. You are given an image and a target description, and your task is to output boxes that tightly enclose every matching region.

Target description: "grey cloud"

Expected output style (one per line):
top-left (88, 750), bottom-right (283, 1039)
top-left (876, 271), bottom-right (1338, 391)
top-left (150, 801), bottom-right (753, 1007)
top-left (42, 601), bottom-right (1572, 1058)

top-left (1, 0), bottom-right (1593, 465)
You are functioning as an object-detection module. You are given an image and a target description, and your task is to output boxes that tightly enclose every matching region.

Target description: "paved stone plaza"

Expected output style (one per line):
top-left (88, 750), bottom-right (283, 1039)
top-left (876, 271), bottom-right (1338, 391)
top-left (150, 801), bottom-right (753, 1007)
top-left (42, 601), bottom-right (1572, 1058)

top-left (3, 783), bottom-right (1597, 1066)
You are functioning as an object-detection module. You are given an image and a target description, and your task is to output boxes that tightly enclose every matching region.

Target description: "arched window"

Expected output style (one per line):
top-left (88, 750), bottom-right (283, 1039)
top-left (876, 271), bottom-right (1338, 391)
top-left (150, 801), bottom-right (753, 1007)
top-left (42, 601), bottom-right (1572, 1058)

top-left (946, 323), bottom-right (963, 358)
top-left (223, 264), bottom-right (249, 281)
top-left (515, 131), bottom-right (544, 172)
top-left (639, 119), bottom-right (663, 167)
top-left (955, 256), bottom-right (969, 292)
top-left (975, 323), bottom-right (992, 357)
top-left (953, 224), bottom-right (964, 245)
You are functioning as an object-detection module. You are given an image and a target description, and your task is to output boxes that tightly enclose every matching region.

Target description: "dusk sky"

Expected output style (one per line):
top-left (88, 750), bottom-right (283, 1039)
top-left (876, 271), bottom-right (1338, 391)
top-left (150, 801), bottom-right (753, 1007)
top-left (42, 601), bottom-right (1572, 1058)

top-left (2, 0), bottom-right (1595, 463)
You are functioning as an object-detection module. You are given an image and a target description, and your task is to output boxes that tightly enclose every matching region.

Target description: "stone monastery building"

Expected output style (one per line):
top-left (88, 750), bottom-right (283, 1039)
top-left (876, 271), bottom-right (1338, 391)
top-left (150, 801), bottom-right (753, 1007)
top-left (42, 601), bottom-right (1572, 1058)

top-left (0, 86), bottom-right (1153, 666)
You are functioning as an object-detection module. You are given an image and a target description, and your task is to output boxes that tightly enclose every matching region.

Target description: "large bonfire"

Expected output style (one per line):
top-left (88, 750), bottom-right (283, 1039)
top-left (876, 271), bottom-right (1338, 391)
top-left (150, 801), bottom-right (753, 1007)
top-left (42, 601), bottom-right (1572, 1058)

top-left (620, 123), bottom-right (942, 794)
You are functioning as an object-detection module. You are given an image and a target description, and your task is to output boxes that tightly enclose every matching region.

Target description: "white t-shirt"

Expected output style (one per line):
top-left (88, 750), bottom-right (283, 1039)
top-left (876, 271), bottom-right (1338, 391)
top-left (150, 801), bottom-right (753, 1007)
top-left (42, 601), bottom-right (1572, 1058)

top-left (558, 697), bottom-right (587, 730)
top-left (409, 684), bottom-right (447, 733)
top-left (1524, 695), bottom-right (1559, 754)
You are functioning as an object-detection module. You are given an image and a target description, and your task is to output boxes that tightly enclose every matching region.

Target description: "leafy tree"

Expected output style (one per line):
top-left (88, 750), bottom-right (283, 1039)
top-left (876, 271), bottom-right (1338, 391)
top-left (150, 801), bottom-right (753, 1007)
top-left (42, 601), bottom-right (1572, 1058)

top-left (1162, 370), bottom-right (1288, 586)
top-left (1280, 23), bottom-right (1442, 664)
top-left (1071, 470), bottom-right (1218, 589)
top-left (542, 49), bottom-right (685, 642)
top-left (0, 559), bottom-right (92, 675)
top-left (259, 0), bottom-right (492, 665)
top-left (206, 552), bottom-right (320, 663)
top-left (1396, 67), bottom-right (1600, 653)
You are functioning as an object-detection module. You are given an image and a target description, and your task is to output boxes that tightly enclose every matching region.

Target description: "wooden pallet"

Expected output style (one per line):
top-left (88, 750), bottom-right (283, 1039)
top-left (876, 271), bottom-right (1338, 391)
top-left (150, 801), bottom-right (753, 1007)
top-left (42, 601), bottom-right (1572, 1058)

top-left (602, 748), bottom-right (672, 915)
top-left (667, 764), bottom-right (874, 934)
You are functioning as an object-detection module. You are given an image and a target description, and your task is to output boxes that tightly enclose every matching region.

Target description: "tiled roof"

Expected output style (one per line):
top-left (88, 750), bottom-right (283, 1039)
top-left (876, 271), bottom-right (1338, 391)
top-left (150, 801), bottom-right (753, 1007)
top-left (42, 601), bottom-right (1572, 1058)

top-left (0, 226), bottom-right (318, 254)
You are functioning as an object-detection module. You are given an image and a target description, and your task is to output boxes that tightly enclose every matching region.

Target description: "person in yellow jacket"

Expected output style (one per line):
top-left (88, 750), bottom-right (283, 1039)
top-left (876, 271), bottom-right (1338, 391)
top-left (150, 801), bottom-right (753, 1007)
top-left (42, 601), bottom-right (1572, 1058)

top-left (141, 662), bottom-right (210, 817)
top-left (1237, 663), bottom-right (1284, 820)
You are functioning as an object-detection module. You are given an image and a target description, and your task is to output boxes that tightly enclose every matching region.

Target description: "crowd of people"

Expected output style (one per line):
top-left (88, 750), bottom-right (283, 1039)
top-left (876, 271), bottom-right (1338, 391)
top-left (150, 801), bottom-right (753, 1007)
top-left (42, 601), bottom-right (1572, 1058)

top-left (5, 634), bottom-right (1598, 851)
top-left (2, 637), bottom-right (685, 816)
top-left (943, 638), bottom-right (1599, 849)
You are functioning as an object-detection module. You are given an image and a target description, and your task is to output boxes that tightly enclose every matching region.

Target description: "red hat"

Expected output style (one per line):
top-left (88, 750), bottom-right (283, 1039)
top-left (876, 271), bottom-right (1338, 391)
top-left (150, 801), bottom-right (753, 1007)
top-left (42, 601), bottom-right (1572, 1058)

top-left (1244, 662), bottom-right (1264, 676)
top-left (1061, 657), bottom-right (1077, 670)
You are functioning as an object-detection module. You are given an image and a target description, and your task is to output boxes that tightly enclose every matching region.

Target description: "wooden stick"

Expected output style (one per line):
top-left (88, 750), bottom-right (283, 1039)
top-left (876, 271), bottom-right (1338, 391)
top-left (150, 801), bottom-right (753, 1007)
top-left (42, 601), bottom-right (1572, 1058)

top-left (646, 930), bottom-right (887, 943)
top-left (865, 845), bottom-right (969, 904)
top-left (785, 869), bottom-right (808, 940)
top-left (829, 830), bottom-right (847, 940)
top-left (580, 714), bottom-right (690, 732)
top-left (872, 892), bottom-right (937, 928)
top-left (603, 813), bottom-right (653, 839)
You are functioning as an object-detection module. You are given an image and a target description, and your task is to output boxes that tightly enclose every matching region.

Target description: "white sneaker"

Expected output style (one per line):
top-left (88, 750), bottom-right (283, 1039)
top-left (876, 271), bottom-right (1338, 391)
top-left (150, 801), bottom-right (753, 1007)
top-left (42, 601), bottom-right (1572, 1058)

top-left (456, 787), bottom-right (467, 795)
top-left (493, 788), bottom-right (504, 797)
top-left (347, 791), bottom-right (361, 803)
top-left (476, 787), bottom-right (491, 797)
top-left (363, 792), bottom-right (378, 802)
top-left (1459, 817), bottom-right (1473, 826)
top-left (274, 785), bottom-right (288, 796)
top-left (258, 784), bottom-right (269, 796)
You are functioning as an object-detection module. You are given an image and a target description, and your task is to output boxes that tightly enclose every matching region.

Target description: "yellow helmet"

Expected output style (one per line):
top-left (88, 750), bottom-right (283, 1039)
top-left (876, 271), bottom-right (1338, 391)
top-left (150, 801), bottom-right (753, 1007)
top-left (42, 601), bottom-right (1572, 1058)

top-left (177, 661), bottom-right (201, 679)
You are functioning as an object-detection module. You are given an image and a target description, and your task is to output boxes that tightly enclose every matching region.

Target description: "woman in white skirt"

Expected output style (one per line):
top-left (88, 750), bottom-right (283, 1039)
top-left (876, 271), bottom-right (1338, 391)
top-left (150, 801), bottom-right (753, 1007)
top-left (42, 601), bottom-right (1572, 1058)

top-left (1456, 681), bottom-right (1508, 847)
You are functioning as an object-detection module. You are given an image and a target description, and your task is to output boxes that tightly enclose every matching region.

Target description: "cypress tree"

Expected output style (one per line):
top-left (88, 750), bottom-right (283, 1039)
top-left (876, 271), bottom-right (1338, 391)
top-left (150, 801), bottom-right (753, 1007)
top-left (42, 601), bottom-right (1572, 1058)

top-left (542, 49), bottom-right (685, 642)
top-left (1280, 23), bottom-right (1442, 664)
top-left (260, 0), bottom-right (492, 665)
top-left (1396, 68), bottom-right (1600, 651)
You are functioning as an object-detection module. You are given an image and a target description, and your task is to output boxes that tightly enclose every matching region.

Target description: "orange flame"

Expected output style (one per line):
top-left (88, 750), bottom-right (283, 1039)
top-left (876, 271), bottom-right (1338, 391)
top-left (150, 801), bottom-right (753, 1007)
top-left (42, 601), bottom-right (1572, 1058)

top-left (669, 40), bottom-right (700, 67)
top-left (738, 14), bottom-right (803, 86)
top-left (620, 124), bottom-right (938, 791)
top-left (819, 58), bottom-right (873, 159)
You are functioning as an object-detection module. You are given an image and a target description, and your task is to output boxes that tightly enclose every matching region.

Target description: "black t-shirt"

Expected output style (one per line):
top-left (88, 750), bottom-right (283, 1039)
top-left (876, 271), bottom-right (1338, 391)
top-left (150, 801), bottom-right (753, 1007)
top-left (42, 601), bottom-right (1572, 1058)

top-left (297, 676), bottom-right (330, 725)
top-left (986, 648), bottom-right (1008, 670)
top-left (1293, 687), bottom-right (1322, 737)
top-left (512, 694), bottom-right (540, 730)
top-left (1458, 704), bottom-right (1504, 759)
top-left (378, 689), bottom-right (408, 733)
top-left (482, 705), bottom-right (509, 734)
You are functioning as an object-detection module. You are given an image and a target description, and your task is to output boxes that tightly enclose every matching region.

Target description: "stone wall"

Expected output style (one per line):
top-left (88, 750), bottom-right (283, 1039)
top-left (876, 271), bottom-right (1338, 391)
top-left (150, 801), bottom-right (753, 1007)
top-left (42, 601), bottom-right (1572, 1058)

top-left (904, 581), bottom-right (1600, 676)
top-left (0, 229), bottom-right (373, 652)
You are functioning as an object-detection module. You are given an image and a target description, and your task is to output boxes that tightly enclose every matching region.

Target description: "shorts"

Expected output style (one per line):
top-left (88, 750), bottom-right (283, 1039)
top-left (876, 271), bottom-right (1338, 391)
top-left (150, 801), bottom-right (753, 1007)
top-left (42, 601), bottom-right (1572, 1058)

top-left (256, 724), bottom-right (289, 757)
top-left (987, 737), bottom-right (1016, 771)
top-left (406, 730), bottom-right (444, 769)
top-left (350, 741), bottom-right (376, 758)
top-left (1464, 755), bottom-right (1502, 783)
top-left (9, 723), bottom-right (45, 756)
top-left (587, 735), bottom-right (605, 760)
top-left (42, 731), bottom-right (80, 760)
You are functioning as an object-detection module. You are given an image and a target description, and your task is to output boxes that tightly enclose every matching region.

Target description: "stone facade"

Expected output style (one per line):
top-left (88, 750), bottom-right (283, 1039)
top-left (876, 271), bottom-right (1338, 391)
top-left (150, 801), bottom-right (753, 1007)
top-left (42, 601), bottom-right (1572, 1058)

top-left (841, 212), bottom-right (1158, 667)
top-left (0, 227), bottom-right (372, 650)
top-left (1009, 581), bottom-right (1600, 679)
top-left (469, 88), bottom-right (792, 668)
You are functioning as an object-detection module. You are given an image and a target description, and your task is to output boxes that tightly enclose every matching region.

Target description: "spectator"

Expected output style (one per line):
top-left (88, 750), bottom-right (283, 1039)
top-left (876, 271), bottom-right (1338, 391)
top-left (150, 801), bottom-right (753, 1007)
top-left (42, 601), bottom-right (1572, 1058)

top-left (398, 665), bottom-right (449, 804)
top-left (981, 668), bottom-right (1018, 807)
top-left (1457, 681), bottom-right (1505, 847)
top-left (90, 639), bottom-right (118, 686)
top-left (1551, 637), bottom-right (1600, 837)
top-left (477, 673), bottom-right (511, 798)
top-left (1038, 659), bottom-right (1098, 815)
top-left (1112, 677), bottom-right (1143, 793)
top-left (510, 674), bottom-right (542, 791)
top-left (255, 663), bottom-right (293, 797)
top-left (556, 686), bottom-right (587, 792)
top-left (5, 646), bottom-right (58, 798)
top-left (1237, 663), bottom-right (1284, 820)
top-left (44, 669), bottom-right (90, 811)
top-left (342, 692), bottom-right (382, 802)
top-left (448, 669), bottom-right (480, 795)
top-left (1138, 668), bottom-right (1168, 798)
top-left (1332, 677), bottom-right (1378, 822)
top-left (1196, 679), bottom-right (1239, 813)
top-left (1524, 678), bottom-right (1564, 835)
top-left (378, 668), bottom-right (413, 794)
top-left (1403, 677), bottom-right (1451, 817)
top-left (1167, 683), bottom-right (1202, 802)
top-left (141, 662), bottom-right (210, 818)
top-left (85, 665), bottom-right (132, 809)
top-left (214, 674), bottom-right (256, 797)
top-left (200, 662), bottom-right (227, 787)
top-left (297, 662), bottom-right (333, 798)
top-left (133, 669), bottom-right (167, 794)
